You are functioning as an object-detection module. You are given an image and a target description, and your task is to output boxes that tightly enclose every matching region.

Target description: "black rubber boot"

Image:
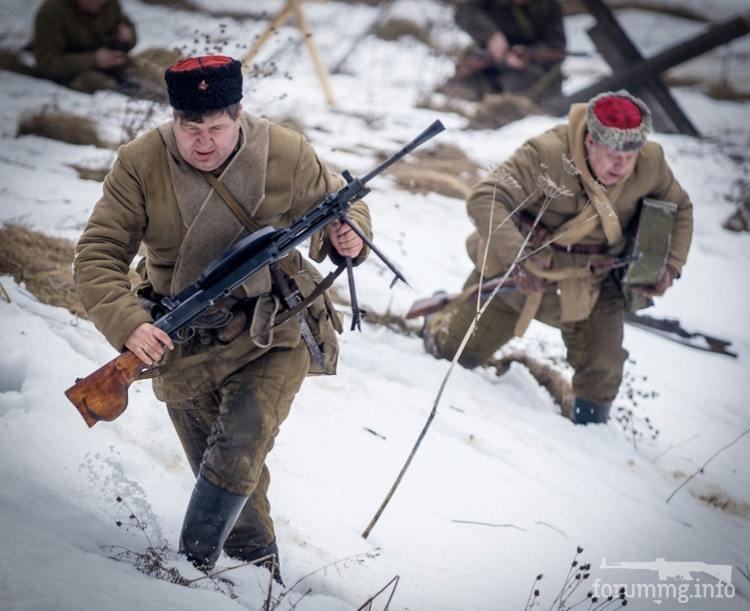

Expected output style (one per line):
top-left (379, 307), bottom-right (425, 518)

top-left (179, 475), bottom-right (248, 570)
top-left (571, 397), bottom-right (611, 425)
top-left (225, 539), bottom-right (284, 585)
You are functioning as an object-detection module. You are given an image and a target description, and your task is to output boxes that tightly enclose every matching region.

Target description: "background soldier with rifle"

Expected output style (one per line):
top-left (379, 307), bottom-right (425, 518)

top-left (444, 0), bottom-right (567, 101)
top-left (31, 0), bottom-right (174, 98)
top-left (421, 91), bottom-right (693, 425)
top-left (71, 55), bottom-right (373, 582)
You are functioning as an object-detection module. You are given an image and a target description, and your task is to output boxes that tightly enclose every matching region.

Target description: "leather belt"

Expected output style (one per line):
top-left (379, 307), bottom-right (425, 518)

top-left (549, 241), bottom-right (609, 255)
top-left (514, 211), bottom-right (609, 255)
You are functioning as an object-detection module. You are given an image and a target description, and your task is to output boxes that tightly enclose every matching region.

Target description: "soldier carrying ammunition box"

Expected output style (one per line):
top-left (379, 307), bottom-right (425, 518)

top-left (421, 91), bottom-right (694, 425)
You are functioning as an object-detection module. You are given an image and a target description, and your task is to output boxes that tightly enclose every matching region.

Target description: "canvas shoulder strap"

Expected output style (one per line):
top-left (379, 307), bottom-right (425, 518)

top-left (201, 171), bottom-right (344, 315)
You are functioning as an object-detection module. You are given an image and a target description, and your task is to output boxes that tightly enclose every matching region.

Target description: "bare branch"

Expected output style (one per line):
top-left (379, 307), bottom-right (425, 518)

top-left (362, 192), bottom-right (554, 539)
top-left (356, 575), bottom-right (400, 611)
top-left (666, 427), bottom-right (750, 503)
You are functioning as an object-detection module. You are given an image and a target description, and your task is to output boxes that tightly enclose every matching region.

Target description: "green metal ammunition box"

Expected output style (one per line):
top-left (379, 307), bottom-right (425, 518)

top-left (622, 197), bottom-right (678, 288)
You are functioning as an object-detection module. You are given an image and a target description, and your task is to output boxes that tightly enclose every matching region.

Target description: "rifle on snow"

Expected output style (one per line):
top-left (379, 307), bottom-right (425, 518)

top-left (65, 120), bottom-right (446, 427)
top-left (405, 255), bottom-right (638, 319)
top-left (406, 273), bottom-right (737, 359)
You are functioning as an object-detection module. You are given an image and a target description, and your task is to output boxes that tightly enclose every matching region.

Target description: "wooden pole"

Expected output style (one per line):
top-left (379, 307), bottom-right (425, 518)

top-left (290, 0), bottom-right (337, 107)
top-left (240, 0), bottom-right (336, 107)
top-left (241, 2), bottom-right (294, 65)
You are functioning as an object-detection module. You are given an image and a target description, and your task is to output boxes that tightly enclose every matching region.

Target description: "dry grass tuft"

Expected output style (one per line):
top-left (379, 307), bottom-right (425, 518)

top-left (705, 81), bottom-right (750, 102)
top-left (694, 489), bottom-right (750, 519)
top-left (0, 49), bottom-right (36, 76)
top-left (469, 93), bottom-right (541, 129)
top-left (374, 18), bottom-right (432, 46)
top-left (488, 352), bottom-right (574, 417)
top-left (17, 108), bottom-right (107, 148)
top-left (0, 225), bottom-right (85, 317)
top-left (723, 180), bottom-right (750, 232)
top-left (70, 163), bottom-right (110, 182)
top-left (379, 142), bottom-right (483, 200)
top-left (137, 0), bottom-right (201, 11)
top-left (131, 47), bottom-right (183, 86)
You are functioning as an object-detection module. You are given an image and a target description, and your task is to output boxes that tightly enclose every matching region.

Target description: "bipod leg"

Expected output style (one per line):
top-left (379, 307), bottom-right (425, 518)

top-left (346, 256), bottom-right (364, 331)
top-left (341, 218), bottom-right (410, 289)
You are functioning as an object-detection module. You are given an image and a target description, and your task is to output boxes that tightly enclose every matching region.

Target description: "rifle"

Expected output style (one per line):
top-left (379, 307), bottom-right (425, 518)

top-left (456, 46), bottom-right (590, 78)
top-left (405, 255), bottom-right (637, 319)
top-left (65, 119), bottom-right (446, 427)
top-left (406, 272), bottom-right (737, 359)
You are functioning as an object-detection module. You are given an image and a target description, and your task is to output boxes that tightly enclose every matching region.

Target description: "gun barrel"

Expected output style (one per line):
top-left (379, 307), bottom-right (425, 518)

top-left (361, 120), bottom-right (445, 184)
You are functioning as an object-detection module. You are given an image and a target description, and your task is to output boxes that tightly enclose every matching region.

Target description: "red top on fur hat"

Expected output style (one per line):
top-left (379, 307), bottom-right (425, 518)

top-left (169, 55), bottom-right (235, 72)
top-left (591, 96), bottom-right (643, 129)
top-left (585, 91), bottom-right (652, 152)
top-left (165, 55), bottom-right (243, 111)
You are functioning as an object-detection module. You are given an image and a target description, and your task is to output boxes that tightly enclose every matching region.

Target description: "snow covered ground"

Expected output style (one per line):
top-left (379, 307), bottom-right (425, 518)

top-left (1, 1), bottom-right (749, 610)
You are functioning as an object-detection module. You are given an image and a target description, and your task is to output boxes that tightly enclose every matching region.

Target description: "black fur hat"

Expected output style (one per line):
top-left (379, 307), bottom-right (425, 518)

top-left (165, 56), bottom-right (242, 111)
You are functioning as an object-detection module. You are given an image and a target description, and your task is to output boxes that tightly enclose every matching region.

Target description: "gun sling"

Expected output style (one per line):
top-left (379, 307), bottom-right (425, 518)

top-left (137, 174), bottom-right (346, 380)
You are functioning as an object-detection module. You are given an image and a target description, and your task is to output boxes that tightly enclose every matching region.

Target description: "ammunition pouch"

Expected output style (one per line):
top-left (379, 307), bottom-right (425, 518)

top-left (283, 259), bottom-right (342, 377)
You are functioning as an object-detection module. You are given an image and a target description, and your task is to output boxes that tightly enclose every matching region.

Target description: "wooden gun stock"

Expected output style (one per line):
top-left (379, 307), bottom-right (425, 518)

top-left (406, 292), bottom-right (454, 319)
top-left (64, 351), bottom-right (148, 427)
top-left (406, 278), bottom-right (518, 319)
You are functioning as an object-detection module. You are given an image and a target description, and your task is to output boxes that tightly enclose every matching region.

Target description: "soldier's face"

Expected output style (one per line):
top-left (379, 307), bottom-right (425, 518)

top-left (584, 133), bottom-right (639, 186)
top-left (76, 0), bottom-right (107, 14)
top-left (174, 112), bottom-right (241, 172)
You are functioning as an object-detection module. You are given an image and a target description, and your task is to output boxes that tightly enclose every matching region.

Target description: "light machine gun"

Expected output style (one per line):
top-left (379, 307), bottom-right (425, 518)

top-left (65, 120), bottom-right (446, 427)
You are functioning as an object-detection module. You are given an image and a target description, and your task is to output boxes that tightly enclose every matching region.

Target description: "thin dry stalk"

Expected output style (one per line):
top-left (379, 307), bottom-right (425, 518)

top-left (362, 191), bottom-right (554, 539)
top-left (650, 434), bottom-right (698, 464)
top-left (269, 550), bottom-right (381, 610)
top-left (666, 427), bottom-right (750, 503)
top-left (476, 167), bottom-right (523, 312)
top-left (356, 575), bottom-right (400, 611)
top-left (186, 553), bottom-right (276, 585)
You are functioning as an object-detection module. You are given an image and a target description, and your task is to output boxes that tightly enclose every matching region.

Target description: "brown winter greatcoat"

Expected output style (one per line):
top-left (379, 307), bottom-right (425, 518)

top-left (33, 0), bottom-right (136, 83)
top-left (74, 112), bottom-right (371, 402)
top-left (423, 103), bottom-right (693, 404)
top-left (465, 103), bottom-right (693, 327)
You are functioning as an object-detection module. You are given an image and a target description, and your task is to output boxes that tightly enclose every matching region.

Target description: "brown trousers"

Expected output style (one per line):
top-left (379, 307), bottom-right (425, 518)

top-left (424, 272), bottom-right (628, 405)
top-left (167, 342), bottom-right (309, 552)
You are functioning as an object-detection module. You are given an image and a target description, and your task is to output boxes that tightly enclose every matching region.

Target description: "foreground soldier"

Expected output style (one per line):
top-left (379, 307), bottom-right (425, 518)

top-left (447, 0), bottom-right (567, 100)
top-left (73, 56), bottom-right (371, 579)
top-left (423, 91), bottom-right (693, 424)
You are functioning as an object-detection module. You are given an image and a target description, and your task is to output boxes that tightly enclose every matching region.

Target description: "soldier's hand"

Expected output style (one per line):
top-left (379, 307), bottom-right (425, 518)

top-left (512, 254), bottom-right (549, 294)
top-left (114, 22), bottom-right (135, 45)
top-left (328, 220), bottom-right (364, 258)
top-left (95, 48), bottom-right (127, 69)
top-left (487, 31), bottom-right (509, 62)
top-left (505, 47), bottom-right (530, 70)
top-left (125, 322), bottom-right (174, 366)
top-left (637, 265), bottom-right (677, 298)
